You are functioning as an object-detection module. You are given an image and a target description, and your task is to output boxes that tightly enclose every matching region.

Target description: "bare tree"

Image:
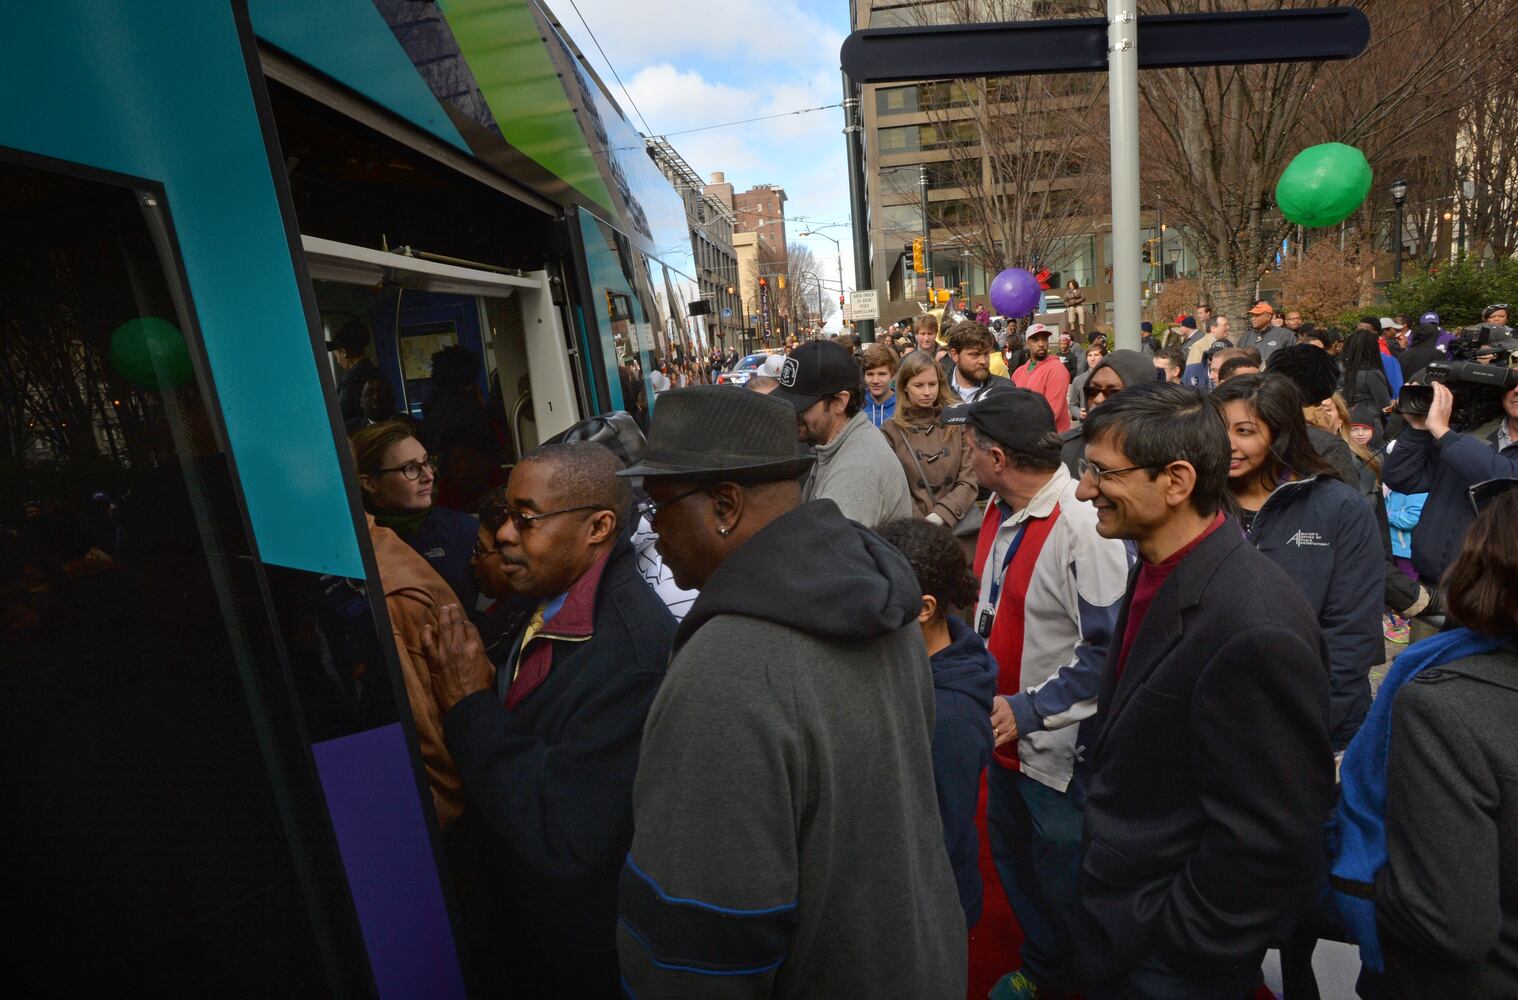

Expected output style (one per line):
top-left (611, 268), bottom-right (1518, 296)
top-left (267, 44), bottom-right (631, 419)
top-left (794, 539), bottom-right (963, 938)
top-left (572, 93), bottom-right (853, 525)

top-left (1063, 0), bottom-right (1515, 316)
top-left (893, 0), bottom-right (1109, 281)
top-left (784, 243), bottom-right (839, 326)
top-left (1457, 63), bottom-right (1518, 259)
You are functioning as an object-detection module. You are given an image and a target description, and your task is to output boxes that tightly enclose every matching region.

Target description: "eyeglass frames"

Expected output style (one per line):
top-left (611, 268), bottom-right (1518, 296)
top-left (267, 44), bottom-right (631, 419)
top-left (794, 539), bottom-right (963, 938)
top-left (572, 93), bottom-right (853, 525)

top-left (373, 456), bottom-right (438, 481)
top-left (483, 503), bottom-right (607, 534)
top-left (1076, 458), bottom-right (1163, 482)
top-left (634, 485), bottom-right (706, 523)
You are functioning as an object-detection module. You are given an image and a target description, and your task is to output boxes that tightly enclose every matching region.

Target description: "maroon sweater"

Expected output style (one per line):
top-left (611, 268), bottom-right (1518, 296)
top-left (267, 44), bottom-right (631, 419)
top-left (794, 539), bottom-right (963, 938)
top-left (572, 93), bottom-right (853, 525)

top-left (1115, 513), bottom-right (1225, 680)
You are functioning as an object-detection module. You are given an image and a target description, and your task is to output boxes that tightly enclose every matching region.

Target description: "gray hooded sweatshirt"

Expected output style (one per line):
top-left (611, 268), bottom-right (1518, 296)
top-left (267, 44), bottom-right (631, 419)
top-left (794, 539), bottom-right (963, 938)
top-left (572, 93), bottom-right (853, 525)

top-left (619, 500), bottom-right (967, 999)
top-left (803, 411), bottom-right (912, 528)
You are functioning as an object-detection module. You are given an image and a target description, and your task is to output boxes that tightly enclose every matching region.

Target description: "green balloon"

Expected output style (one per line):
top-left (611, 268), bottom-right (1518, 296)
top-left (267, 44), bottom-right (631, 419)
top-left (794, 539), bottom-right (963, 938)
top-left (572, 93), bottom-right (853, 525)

top-left (108, 317), bottom-right (194, 389)
top-left (1275, 142), bottom-right (1373, 228)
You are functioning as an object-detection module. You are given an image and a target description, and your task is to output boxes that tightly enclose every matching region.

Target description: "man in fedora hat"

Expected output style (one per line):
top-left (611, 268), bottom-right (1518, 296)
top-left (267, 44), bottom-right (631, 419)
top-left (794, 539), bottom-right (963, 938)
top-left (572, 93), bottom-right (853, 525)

top-left (770, 339), bottom-right (911, 528)
top-left (614, 385), bottom-right (966, 999)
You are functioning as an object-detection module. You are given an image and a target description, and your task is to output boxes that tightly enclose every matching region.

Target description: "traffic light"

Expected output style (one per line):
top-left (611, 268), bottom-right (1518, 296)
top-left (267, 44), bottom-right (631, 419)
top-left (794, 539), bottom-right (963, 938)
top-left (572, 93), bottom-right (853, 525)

top-left (1142, 245), bottom-right (1152, 264)
top-left (912, 238), bottom-right (925, 272)
top-left (758, 277), bottom-right (767, 287)
top-left (778, 274), bottom-right (786, 290)
top-left (839, 294), bottom-right (845, 305)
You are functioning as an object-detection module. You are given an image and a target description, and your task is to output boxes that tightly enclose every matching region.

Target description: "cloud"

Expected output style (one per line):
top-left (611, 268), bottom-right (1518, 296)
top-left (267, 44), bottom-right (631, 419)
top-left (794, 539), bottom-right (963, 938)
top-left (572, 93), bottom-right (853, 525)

top-left (559, 0), bottom-right (842, 69)
top-left (562, 0), bottom-right (865, 315)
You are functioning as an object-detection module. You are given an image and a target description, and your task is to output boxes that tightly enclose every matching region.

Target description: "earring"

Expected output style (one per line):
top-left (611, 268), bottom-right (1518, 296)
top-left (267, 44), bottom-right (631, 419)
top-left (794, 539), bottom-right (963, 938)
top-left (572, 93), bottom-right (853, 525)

top-left (717, 525), bottom-right (731, 537)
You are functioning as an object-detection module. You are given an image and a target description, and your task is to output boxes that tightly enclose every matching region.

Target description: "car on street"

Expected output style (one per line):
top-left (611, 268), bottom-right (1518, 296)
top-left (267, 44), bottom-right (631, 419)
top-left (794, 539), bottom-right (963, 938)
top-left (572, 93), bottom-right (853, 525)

top-left (715, 351), bottom-right (776, 386)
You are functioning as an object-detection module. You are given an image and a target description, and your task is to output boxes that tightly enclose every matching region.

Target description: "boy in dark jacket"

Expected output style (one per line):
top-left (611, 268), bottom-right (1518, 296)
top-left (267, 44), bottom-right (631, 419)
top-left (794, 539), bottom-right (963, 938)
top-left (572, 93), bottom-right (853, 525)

top-left (879, 519), bottom-right (997, 925)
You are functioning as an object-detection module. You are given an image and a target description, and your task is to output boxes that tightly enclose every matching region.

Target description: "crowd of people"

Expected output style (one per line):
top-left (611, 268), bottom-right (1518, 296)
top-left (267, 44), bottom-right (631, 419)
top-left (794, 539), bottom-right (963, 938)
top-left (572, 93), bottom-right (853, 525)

top-left (346, 291), bottom-right (1516, 1000)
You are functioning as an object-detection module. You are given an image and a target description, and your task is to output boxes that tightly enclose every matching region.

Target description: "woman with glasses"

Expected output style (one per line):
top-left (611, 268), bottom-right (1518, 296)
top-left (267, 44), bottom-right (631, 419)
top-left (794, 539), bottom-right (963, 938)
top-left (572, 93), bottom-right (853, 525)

top-left (1214, 374), bottom-right (1383, 753)
top-left (352, 420), bottom-right (481, 618)
top-left (880, 351), bottom-right (980, 527)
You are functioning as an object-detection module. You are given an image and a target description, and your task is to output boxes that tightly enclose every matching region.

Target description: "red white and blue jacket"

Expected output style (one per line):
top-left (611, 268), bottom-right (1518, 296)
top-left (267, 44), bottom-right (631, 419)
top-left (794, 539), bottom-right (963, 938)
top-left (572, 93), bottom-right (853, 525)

top-left (973, 470), bottom-right (1132, 792)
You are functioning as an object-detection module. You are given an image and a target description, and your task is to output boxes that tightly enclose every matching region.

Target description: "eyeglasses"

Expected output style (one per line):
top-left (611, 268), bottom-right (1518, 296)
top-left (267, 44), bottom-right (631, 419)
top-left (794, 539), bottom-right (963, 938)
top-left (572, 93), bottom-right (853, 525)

top-left (484, 503), bottom-right (606, 533)
top-left (471, 539), bottom-right (502, 561)
top-left (374, 456), bottom-right (438, 481)
top-left (1076, 458), bottom-right (1162, 482)
top-left (634, 485), bottom-right (706, 523)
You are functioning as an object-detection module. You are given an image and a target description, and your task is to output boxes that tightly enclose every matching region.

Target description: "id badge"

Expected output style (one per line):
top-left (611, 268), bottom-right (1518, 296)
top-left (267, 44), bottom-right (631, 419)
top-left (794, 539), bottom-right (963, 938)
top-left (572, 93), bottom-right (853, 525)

top-left (977, 608), bottom-right (994, 639)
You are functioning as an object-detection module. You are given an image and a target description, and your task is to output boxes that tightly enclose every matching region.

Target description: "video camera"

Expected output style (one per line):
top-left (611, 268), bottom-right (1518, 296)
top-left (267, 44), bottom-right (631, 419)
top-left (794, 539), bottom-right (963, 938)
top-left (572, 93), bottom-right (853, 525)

top-left (1398, 323), bottom-right (1518, 424)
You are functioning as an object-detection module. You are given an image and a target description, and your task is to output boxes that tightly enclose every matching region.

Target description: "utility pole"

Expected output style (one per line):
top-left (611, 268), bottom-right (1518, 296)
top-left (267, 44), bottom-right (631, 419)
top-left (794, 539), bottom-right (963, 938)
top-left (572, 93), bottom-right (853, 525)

top-left (842, 69), bottom-right (876, 343)
top-left (920, 164), bottom-right (933, 308)
top-left (1108, 0), bottom-right (1141, 348)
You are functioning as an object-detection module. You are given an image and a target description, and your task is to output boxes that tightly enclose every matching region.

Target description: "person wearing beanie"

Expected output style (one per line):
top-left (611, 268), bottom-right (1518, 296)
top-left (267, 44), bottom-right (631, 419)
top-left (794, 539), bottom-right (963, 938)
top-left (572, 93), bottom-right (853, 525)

top-left (1059, 350), bottom-right (1155, 477)
top-left (1140, 321), bottom-right (1156, 354)
top-left (1266, 345), bottom-right (1361, 487)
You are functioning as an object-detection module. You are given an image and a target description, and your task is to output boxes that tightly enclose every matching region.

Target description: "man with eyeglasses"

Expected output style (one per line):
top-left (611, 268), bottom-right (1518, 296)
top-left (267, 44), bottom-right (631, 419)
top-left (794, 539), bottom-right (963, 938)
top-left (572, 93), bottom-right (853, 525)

top-left (1071, 382), bottom-right (1333, 999)
top-left (946, 389), bottom-right (1130, 1000)
top-left (420, 440), bottom-right (675, 998)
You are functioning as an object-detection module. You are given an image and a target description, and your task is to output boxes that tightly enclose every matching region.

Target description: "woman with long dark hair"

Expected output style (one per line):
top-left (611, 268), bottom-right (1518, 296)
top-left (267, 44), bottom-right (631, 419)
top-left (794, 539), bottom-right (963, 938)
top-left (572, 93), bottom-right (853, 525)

top-left (1215, 374), bottom-right (1383, 752)
top-left (1339, 328), bottom-right (1392, 417)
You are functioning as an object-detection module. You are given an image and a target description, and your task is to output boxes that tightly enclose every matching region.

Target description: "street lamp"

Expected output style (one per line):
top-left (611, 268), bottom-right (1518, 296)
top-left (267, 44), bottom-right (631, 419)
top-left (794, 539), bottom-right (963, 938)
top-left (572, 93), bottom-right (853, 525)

top-left (1390, 178), bottom-right (1409, 280)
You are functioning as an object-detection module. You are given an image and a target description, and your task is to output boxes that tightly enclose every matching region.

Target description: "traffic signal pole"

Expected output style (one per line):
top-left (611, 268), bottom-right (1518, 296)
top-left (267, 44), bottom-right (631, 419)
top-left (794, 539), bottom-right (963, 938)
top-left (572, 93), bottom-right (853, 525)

top-left (842, 70), bottom-right (876, 343)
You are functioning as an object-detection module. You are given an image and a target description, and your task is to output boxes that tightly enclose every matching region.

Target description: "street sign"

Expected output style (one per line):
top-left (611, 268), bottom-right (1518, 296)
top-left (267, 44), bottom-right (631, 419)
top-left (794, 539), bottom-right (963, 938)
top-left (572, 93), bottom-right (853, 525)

top-left (851, 289), bottom-right (879, 320)
top-left (840, 6), bottom-right (1370, 353)
top-left (843, 303), bottom-right (854, 321)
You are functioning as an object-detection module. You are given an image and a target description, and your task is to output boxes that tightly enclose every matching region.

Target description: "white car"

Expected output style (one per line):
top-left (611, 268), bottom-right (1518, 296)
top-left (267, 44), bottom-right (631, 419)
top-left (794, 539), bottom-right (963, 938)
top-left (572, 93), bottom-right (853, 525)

top-left (715, 352), bottom-right (776, 386)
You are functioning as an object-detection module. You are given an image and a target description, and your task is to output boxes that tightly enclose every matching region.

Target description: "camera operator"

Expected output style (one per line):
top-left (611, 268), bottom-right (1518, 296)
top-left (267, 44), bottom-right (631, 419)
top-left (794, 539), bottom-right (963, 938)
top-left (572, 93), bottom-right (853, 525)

top-left (1383, 378), bottom-right (1518, 588)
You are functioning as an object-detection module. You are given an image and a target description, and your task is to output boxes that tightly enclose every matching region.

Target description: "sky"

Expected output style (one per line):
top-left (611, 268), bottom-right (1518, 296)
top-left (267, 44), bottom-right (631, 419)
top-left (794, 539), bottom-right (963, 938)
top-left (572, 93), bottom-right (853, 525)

top-left (559, 0), bottom-right (859, 328)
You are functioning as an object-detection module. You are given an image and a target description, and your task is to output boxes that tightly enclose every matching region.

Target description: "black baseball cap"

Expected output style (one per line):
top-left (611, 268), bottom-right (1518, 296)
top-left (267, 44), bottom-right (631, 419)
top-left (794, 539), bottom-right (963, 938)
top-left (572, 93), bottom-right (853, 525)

top-left (770, 341), bottom-right (861, 411)
top-left (940, 388), bottom-right (1060, 462)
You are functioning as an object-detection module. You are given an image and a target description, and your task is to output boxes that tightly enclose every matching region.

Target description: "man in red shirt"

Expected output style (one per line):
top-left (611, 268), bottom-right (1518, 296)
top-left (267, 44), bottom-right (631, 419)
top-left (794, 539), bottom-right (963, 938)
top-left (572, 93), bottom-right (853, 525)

top-left (1010, 324), bottom-right (1072, 432)
top-left (1070, 382), bottom-right (1333, 999)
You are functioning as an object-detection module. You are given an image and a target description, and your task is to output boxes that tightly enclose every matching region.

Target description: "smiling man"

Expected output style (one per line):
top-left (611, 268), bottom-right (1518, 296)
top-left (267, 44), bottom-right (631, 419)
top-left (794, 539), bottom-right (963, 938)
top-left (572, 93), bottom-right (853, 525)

top-left (420, 440), bottom-right (675, 998)
top-left (1072, 383), bottom-right (1333, 998)
top-left (1011, 323), bottom-right (1072, 431)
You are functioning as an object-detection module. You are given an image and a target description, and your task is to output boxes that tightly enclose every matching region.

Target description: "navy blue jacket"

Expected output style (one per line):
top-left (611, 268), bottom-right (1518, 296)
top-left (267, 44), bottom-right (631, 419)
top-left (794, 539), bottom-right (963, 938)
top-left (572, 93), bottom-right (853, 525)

top-left (402, 505), bottom-right (481, 617)
top-left (444, 535), bottom-right (675, 983)
top-left (1245, 475), bottom-right (1384, 751)
top-left (930, 616), bottom-right (998, 925)
top-left (1383, 424), bottom-right (1518, 583)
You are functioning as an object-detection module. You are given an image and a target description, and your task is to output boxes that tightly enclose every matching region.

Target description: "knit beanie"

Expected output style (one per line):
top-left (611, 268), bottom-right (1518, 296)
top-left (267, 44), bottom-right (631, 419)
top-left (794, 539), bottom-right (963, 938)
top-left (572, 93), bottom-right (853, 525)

top-left (1267, 344), bottom-right (1338, 405)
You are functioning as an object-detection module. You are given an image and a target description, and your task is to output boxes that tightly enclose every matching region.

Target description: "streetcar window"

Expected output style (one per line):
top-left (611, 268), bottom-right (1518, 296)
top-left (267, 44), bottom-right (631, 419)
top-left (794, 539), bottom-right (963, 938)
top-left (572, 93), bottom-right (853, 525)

top-left (0, 158), bottom-right (356, 994)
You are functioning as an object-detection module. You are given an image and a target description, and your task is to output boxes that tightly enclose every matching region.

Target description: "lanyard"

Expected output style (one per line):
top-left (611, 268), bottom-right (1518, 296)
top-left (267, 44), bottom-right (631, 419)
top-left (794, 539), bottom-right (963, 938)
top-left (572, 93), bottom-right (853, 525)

top-left (987, 521), bottom-right (1028, 610)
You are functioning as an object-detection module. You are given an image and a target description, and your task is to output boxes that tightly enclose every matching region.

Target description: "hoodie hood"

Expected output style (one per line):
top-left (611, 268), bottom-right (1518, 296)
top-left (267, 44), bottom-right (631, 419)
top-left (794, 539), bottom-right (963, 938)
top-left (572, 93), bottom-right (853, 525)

top-left (1094, 348), bottom-right (1154, 393)
top-left (674, 499), bottom-right (921, 652)
top-left (932, 616), bottom-right (999, 706)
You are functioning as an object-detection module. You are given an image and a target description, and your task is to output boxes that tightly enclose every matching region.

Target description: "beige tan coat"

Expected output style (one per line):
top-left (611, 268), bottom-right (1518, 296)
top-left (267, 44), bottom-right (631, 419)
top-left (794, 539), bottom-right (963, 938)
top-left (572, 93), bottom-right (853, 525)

top-left (881, 413), bottom-right (980, 523)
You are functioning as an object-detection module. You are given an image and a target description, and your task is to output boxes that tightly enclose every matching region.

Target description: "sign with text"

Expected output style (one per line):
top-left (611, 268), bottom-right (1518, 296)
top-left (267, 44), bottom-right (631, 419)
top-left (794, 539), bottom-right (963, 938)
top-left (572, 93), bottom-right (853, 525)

top-left (850, 289), bottom-right (879, 320)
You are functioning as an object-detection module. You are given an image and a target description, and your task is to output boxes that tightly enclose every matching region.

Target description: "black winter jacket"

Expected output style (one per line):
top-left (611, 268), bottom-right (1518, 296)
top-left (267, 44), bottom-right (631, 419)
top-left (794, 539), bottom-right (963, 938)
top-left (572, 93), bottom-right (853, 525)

top-left (1078, 522), bottom-right (1334, 983)
top-left (443, 535), bottom-right (674, 986)
top-left (1383, 424), bottom-right (1518, 582)
top-left (1244, 475), bottom-right (1384, 750)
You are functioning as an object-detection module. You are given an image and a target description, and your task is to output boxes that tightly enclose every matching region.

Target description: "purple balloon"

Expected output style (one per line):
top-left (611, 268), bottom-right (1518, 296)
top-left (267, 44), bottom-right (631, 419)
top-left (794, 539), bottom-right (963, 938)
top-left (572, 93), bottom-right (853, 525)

top-left (989, 267), bottom-right (1043, 318)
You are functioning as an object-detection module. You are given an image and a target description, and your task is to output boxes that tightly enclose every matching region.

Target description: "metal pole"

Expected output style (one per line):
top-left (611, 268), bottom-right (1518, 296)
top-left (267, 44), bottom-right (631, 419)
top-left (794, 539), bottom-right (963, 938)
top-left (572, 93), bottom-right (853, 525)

top-left (1107, 0), bottom-right (1141, 351)
top-left (920, 164), bottom-right (933, 309)
top-left (842, 70), bottom-right (876, 343)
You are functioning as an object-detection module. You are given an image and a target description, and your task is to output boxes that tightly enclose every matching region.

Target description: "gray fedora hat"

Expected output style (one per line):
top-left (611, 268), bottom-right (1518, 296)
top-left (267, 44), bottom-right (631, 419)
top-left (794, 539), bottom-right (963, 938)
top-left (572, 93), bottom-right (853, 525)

top-left (618, 385), bottom-right (815, 481)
